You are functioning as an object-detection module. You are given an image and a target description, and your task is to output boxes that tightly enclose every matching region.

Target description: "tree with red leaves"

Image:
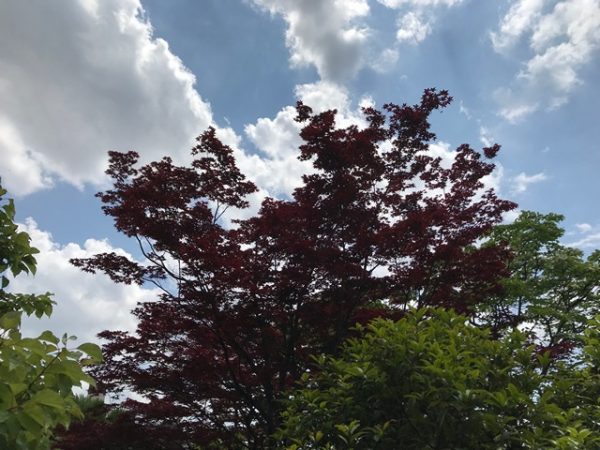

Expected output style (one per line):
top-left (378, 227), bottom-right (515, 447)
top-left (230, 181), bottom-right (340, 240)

top-left (63, 89), bottom-right (515, 449)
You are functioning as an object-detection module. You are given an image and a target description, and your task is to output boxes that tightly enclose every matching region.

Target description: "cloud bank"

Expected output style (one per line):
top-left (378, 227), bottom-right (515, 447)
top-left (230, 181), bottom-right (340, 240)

top-left (0, 0), bottom-right (220, 196)
top-left (12, 219), bottom-right (158, 344)
top-left (250, 0), bottom-right (371, 81)
top-left (492, 0), bottom-right (600, 121)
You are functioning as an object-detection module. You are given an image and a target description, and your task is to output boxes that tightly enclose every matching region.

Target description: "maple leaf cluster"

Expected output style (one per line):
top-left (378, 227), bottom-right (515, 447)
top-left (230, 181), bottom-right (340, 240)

top-left (65, 89), bottom-right (515, 449)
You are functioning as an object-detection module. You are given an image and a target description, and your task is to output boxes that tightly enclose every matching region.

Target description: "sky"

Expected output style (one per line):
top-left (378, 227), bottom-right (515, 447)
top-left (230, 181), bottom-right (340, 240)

top-left (1, 0), bottom-right (599, 343)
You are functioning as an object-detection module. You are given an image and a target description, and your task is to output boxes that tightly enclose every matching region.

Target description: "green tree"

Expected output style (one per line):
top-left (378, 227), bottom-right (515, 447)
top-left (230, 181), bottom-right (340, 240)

top-left (481, 211), bottom-right (600, 354)
top-left (276, 308), bottom-right (600, 449)
top-left (0, 184), bottom-right (102, 449)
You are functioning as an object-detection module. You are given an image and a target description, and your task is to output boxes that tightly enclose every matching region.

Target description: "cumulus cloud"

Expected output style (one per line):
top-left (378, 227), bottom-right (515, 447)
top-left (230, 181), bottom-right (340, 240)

top-left (493, 90), bottom-right (539, 123)
top-left (242, 106), bottom-right (305, 196)
top-left (10, 219), bottom-right (158, 344)
top-left (396, 11), bottom-right (432, 44)
top-left (511, 171), bottom-right (547, 194)
top-left (492, 0), bottom-right (600, 121)
top-left (372, 48), bottom-right (400, 73)
top-left (576, 223), bottom-right (593, 233)
top-left (0, 115), bottom-right (53, 195)
top-left (250, 0), bottom-right (371, 81)
top-left (250, 0), bottom-right (467, 77)
top-left (377, 0), bottom-right (465, 46)
top-left (490, 0), bottom-right (545, 52)
top-left (379, 0), bottom-right (464, 6)
top-left (502, 208), bottom-right (522, 224)
top-left (0, 0), bottom-right (227, 196)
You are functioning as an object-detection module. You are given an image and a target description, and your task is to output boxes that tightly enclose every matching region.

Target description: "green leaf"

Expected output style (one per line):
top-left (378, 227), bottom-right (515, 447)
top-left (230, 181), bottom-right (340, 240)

top-left (38, 330), bottom-right (59, 345)
top-left (19, 338), bottom-right (48, 357)
top-left (15, 410), bottom-right (43, 433)
top-left (8, 384), bottom-right (27, 396)
top-left (4, 199), bottom-right (15, 220)
top-left (0, 311), bottom-right (21, 330)
top-left (0, 384), bottom-right (15, 409)
top-left (22, 405), bottom-right (46, 428)
top-left (31, 390), bottom-right (65, 410)
top-left (76, 342), bottom-right (103, 362)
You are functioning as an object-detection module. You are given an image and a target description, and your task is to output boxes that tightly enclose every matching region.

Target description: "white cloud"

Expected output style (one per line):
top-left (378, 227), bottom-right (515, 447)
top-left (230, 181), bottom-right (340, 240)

top-left (490, 0), bottom-right (545, 52)
top-left (427, 141), bottom-right (456, 168)
top-left (10, 219), bottom-right (158, 344)
top-left (493, 87), bottom-right (540, 123)
top-left (242, 106), bottom-right (307, 197)
top-left (294, 81), bottom-right (354, 114)
top-left (568, 232), bottom-right (600, 249)
top-left (492, 0), bottom-right (600, 121)
top-left (372, 48), bottom-right (400, 73)
top-left (479, 126), bottom-right (493, 147)
top-left (502, 208), bottom-right (522, 224)
top-left (458, 101), bottom-right (472, 119)
top-left (566, 222), bottom-right (600, 249)
top-left (245, 107), bottom-right (302, 161)
top-left (396, 11), bottom-right (432, 44)
top-left (250, 0), bottom-right (371, 81)
top-left (377, 0), bottom-right (465, 49)
top-left (0, 115), bottom-right (53, 196)
top-left (250, 0), bottom-right (465, 78)
top-left (0, 0), bottom-right (230, 196)
top-left (481, 161), bottom-right (505, 194)
top-left (576, 223), bottom-right (593, 233)
top-left (511, 171), bottom-right (547, 194)
top-left (378, 0), bottom-right (464, 6)
top-left (0, 2), bottom-right (388, 235)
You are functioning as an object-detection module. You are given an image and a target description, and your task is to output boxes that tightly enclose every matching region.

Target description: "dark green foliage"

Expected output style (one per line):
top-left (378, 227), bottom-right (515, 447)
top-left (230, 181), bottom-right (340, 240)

top-left (277, 308), bottom-right (600, 449)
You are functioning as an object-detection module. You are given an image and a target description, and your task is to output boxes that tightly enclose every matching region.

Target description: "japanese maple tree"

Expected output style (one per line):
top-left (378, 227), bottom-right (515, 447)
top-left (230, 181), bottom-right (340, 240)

top-left (67, 89), bottom-right (515, 449)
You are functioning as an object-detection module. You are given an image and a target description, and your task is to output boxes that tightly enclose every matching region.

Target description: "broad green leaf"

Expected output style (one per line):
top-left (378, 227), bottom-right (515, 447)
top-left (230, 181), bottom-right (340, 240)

top-left (22, 405), bottom-right (46, 428)
top-left (76, 342), bottom-right (103, 362)
top-left (31, 390), bottom-right (65, 410)
top-left (38, 331), bottom-right (59, 345)
top-left (0, 311), bottom-right (21, 330)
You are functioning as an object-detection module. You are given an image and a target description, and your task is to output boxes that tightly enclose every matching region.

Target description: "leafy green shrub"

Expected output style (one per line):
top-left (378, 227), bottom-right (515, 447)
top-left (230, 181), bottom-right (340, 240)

top-left (277, 308), bottom-right (600, 449)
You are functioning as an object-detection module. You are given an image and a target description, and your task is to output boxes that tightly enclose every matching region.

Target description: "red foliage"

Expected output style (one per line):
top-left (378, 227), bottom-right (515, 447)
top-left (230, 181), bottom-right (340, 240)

top-left (63, 90), bottom-right (515, 449)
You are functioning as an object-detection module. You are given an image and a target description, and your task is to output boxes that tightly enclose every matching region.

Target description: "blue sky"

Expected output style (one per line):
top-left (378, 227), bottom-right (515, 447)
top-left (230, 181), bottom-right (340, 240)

top-left (1, 0), bottom-right (599, 342)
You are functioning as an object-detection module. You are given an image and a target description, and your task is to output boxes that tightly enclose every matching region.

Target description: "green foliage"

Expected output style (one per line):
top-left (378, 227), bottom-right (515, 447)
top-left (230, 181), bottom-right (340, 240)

top-left (277, 308), bottom-right (600, 449)
top-left (0, 184), bottom-right (102, 449)
top-left (481, 211), bottom-right (600, 352)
